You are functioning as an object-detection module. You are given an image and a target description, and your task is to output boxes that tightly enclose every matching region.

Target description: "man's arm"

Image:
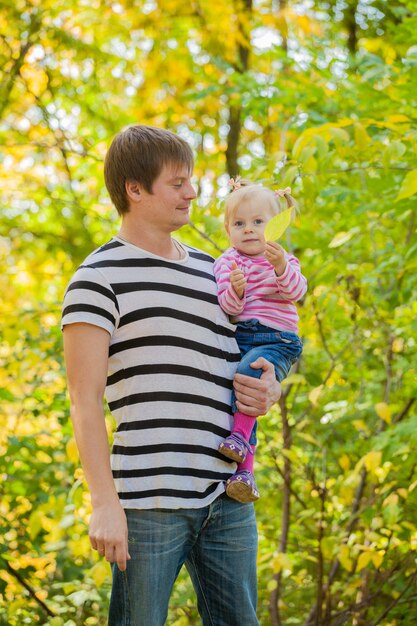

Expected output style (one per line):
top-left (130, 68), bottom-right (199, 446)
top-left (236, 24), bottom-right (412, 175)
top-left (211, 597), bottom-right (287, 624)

top-left (234, 358), bottom-right (281, 416)
top-left (63, 322), bottom-right (130, 571)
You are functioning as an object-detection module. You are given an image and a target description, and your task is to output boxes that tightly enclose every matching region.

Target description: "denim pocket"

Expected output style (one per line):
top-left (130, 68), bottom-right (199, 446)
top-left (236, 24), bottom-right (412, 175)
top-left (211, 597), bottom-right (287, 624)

top-left (278, 332), bottom-right (303, 361)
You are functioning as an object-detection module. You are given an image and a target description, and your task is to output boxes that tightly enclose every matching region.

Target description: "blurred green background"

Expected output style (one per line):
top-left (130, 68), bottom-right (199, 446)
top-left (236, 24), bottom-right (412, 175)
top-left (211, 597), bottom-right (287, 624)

top-left (0, 0), bottom-right (416, 624)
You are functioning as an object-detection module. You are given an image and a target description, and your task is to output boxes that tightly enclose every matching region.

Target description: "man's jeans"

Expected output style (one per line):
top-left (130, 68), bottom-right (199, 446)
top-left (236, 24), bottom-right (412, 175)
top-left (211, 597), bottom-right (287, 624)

top-left (109, 493), bottom-right (259, 626)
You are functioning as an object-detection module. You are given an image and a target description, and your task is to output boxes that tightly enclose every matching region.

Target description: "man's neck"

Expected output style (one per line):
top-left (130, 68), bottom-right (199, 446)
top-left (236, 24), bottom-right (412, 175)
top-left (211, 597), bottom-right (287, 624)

top-left (117, 223), bottom-right (181, 260)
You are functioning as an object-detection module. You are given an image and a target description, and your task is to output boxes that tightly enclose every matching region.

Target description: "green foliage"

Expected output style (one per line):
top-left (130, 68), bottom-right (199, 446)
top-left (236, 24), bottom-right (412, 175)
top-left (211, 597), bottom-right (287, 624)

top-left (1, 0), bottom-right (416, 624)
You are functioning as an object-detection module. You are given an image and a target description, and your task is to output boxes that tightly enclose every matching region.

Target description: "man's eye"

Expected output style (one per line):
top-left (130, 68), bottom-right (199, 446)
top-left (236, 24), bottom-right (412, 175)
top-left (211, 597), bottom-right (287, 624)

top-left (173, 183), bottom-right (183, 188)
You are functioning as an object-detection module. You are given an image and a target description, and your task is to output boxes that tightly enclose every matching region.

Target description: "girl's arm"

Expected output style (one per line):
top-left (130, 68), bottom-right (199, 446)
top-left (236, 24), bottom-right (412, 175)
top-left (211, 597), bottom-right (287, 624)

top-left (265, 242), bottom-right (307, 302)
top-left (213, 256), bottom-right (247, 315)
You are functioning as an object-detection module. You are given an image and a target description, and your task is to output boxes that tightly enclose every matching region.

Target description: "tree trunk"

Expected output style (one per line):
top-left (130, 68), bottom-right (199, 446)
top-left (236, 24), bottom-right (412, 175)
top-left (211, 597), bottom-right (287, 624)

top-left (225, 0), bottom-right (253, 176)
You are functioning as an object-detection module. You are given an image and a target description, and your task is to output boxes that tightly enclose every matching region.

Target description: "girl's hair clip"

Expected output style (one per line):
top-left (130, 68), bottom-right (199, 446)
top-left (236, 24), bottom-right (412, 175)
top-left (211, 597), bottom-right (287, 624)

top-left (228, 176), bottom-right (242, 191)
top-left (274, 187), bottom-right (292, 197)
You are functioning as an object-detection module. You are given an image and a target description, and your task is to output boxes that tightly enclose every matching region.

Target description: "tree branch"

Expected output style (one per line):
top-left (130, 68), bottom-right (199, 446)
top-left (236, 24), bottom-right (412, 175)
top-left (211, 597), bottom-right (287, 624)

top-left (2, 559), bottom-right (56, 617)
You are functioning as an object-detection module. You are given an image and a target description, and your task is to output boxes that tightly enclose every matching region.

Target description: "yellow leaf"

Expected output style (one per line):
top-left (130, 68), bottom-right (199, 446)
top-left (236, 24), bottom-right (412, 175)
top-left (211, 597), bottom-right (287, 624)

top-left (371, 550), bottom-right (385, 568)
top-left (339, 454), bottom-right (351, 472)
top-left (356, 551), bottom-right (372, 572)
top-left (354, 123), bottom-right (371, 150)
top-left (272, 552), bottom-right (287, 573)
top-left (363, 450), bottom-right (382, 473)
top-left (20, 64), bottom-right (48, 97)
top-left (29, 510), bottom-right (44, 541)
top-left (338, 545), bottom-right (352, 571)
top-left (329, 127), bottom-right (350, 145)
top-left (66, 438), bottom-right (79, 464)
top-left (375, 402), bottom-right (391, 423)
top-left (308, 384), bottom-right (323, 407)
top-left (329, 231), bottom-right (353, 248)
top-left (298, 432), bottom-right (319, 446)
top-left (264, 207), bottom-right (293, 241)
top-left (396, 169), bottom-right (417, 201)
top-left (397, 488), bottom-right (408, 499)
top-left (388, 114), bottom-right (409, 123)
top-left (90, 560), bottom-right (110, 587)
top-left (353, 419), bottom-right (369, 434)
top-left (282, 373), bottom-right (306, 386)
top-left (392, 337), bottom-right (404, 353)
top-left (383, 493), bottom-right (399, 506)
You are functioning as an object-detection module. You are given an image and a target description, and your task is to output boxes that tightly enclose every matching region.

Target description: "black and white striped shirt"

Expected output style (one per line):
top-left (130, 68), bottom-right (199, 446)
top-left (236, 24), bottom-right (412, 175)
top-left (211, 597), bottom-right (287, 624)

top-left (62, 237), bottom-right (241, 509)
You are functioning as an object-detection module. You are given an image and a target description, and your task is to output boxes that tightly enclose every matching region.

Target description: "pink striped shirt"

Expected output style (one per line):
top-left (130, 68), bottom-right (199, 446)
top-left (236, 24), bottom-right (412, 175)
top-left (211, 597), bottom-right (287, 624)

top-left (213, 247), bottom-right (307, 333)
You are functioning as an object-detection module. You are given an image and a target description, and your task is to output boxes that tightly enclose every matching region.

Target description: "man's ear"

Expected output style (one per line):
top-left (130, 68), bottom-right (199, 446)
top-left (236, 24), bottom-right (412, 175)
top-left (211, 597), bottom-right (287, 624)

top-left (125, 180), bottom-right (142, 203)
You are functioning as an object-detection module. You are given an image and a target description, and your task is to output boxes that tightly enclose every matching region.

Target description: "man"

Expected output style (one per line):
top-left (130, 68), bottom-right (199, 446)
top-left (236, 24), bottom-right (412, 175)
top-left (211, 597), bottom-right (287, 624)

top-left (62, 125), bottom-right (280, 626)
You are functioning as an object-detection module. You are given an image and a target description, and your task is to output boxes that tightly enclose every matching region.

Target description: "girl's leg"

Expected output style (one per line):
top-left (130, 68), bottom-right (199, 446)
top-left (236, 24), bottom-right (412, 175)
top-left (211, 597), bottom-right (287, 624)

top-left (225, 446), bottom-right (259, 502)
top-left (239, 445), bottom-right (255, 473)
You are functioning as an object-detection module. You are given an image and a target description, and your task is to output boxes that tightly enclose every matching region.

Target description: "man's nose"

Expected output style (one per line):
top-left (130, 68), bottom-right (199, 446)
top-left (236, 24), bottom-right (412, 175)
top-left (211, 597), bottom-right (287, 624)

top-left (184, 182), bottom-right (197, 199)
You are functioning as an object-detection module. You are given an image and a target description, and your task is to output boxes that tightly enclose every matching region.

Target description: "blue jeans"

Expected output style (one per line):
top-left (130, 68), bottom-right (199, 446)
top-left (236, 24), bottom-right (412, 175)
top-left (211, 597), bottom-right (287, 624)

top-left (232, 319), bottom-right (303, 445)
top-left (109, 493), bottom-right (259, 626)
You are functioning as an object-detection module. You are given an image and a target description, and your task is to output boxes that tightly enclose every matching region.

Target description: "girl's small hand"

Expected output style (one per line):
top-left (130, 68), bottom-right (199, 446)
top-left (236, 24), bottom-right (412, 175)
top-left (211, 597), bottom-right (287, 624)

top-left (230, 261), bottom-right (246, 299)
top-left (265, 241), bottom-right (287, 276)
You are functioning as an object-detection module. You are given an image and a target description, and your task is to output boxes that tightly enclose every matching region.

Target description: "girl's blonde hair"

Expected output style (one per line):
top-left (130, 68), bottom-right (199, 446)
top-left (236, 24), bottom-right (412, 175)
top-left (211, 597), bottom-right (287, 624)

top-left (224, 178), bottom-right (296, 229)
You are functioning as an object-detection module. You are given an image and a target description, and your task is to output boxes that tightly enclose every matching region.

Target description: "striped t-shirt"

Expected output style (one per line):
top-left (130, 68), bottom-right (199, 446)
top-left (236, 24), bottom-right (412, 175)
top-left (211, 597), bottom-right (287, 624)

top-left (61, 237), bottom-right (241, 510)
top-left (213, 247), bottom-right (307, 332)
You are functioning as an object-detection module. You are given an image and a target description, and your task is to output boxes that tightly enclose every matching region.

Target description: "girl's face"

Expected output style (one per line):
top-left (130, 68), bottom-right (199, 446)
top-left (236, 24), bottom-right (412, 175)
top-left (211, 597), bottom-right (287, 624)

top-left (226, 200), bottom-right (273, 256)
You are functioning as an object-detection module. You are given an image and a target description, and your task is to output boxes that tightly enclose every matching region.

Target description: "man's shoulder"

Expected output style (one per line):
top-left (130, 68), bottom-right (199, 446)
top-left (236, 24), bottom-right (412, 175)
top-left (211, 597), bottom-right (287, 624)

top-left (80, 238), bottom-right (125, 268)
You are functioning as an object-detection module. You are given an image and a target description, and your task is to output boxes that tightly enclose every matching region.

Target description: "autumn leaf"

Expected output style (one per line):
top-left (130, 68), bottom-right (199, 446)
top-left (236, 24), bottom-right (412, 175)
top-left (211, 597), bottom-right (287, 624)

top-left (264, 207), bottom-right (293, 241)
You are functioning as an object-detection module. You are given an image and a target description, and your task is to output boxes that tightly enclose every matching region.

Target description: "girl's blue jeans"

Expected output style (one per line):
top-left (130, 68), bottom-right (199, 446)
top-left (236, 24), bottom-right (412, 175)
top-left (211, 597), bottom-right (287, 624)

top-left (109, 494), bottom-right (259, 626)
top-left (232, 319), bottom-right (303, 445)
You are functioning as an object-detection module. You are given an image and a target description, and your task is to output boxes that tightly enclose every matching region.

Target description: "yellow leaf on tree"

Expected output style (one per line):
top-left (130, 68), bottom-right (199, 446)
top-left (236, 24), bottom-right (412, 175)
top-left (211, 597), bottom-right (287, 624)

top-left (339, 454), bottom-right (351, 472)
top-left (308, 384), bottom-right (323, 407)
top-left (354, 123), bottom-right (371, 150)
top-left (264, 207), bottom-right (293, 241)
top-left (29, 510), bottom-right (44, 541)
top-left (272, 552), bottom-right (291, 574)
top-left (329, 231), bottom-right (353, 248)
top-left (357, 551), bottom-right (373, 572)
top-left (363, 450), bottom-right (382, 473)
top-left (66, 438), bottom-right (79, 464)
top-left (353, 419), bottom-right (369, 434)
top-left (375, 402), bottom-right (391, 423)
top-left (20, 64), bottom-right (48, 97)
top-left (90, 560), bottom-right (110, 587)
top-left (371, 551), bottom-right (385, 568)
top-left (338, 545), bottom-right (352, 572)
top-left (396, 169), bottom-right (417, 202)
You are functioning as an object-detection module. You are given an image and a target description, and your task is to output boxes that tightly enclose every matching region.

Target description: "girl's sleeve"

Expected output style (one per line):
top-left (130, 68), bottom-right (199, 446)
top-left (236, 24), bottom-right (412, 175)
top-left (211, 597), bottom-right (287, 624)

top-left (275, 254), bottom-right (307, 302)
top-left (213, 254), bottom-right (246, 315)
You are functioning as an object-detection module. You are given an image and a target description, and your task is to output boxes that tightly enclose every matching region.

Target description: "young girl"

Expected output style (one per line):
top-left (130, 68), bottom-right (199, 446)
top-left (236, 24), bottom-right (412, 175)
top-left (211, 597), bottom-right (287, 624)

top-left (213, 178), bottom-right (307, 503)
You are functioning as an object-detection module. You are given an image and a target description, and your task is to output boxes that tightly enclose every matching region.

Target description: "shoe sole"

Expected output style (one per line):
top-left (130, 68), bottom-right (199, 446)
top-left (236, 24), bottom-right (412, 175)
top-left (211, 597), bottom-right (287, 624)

top-left (226, 481), bottom-right (259, 503)
top-left (218, 443), bottom-right (247, 463)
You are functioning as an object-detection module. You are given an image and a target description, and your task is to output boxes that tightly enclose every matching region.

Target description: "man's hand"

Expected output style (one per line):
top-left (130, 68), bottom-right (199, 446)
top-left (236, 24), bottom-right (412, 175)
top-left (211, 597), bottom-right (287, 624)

top-left (265, 241), bottom-right (287, 276)
top-left (89, 502), bottom-right (131, 572)
top-left (230, 261), bottom-right (246, 299)
top-left (234, 357), bottom-right (281, 416)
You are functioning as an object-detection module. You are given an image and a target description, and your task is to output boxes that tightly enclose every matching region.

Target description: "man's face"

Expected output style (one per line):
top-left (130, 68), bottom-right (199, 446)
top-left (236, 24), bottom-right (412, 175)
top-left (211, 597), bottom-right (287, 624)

top-left (138, 163), bottom-right (197, 232)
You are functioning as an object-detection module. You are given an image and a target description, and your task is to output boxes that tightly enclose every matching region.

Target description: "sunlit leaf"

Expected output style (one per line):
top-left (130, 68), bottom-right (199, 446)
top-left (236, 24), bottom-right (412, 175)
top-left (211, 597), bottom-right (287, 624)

top-left (375, 402), bottom-right (391, 423)
top-left (264, 208), bottom-right (293, 241)
top-left (396, 169), bottom-right (417, 201)
top-left (328, 231), bottom-right (353, 248)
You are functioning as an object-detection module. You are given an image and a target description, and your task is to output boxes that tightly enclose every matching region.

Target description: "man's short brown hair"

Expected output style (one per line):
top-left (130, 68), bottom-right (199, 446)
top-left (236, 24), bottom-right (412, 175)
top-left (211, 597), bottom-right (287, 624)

top-left (104, 125), bottom-right (194, 215)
